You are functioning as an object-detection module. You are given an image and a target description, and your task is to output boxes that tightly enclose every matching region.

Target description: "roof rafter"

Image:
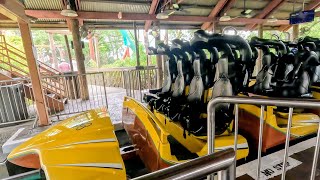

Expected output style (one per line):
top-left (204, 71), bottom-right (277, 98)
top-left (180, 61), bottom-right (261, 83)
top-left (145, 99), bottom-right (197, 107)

top-left (26, 10), bottom-right (215, 22)
top-left (201, 0), bottom-right (230, 30)
top-left (0, 0), bottom-right (29, 22)
top-left (245, 0), bottom-right (285, 31)
top-left (279, 1), bottom-right (320, 31)
top-left (219, 0), bottom-right (236, 17)
top-left (25, 9), bottom-right (290, 26)
top-left (144, 0), bottom-right (160, 32)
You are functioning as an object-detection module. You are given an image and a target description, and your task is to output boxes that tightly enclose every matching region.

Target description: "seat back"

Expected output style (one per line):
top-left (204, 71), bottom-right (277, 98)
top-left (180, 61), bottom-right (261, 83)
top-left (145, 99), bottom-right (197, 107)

top-left (210, 56), bottom-right (233, 134)
top-left (172, 61), bottom-right (185, 98)
top-left (162, 60), bottom-right (173, 93)
top-left (254, 53), bottom-right (274, 92)
top-left (211, 57), bottom-right (233, 99)
top-left (187, 59), bottom-right (204, 102)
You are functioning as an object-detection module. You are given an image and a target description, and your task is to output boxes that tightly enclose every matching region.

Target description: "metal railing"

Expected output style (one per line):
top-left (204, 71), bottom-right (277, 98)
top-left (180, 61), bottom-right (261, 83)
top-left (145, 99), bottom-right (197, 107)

top-left (133, 148), bottom-right (235, 180)
top-left (0, 72), bottom-right (109, 125)
top-left (0, 78), bottom-right (36, 126)
top-left (88, 67), bottom-right (158, 101)
top-left (207, 96), bottom-right (320, 180)
top-left (41, 72), bottom-right (108, 120)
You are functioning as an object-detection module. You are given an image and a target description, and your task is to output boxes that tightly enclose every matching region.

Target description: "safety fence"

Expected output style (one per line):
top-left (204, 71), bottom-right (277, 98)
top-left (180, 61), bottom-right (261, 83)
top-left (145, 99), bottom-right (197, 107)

top-left (0, 67), bottom-right (159, 125)
top-left (0, 72), bottom-right (108, 126)
top-left (41, 72), bottom-right (108, 120)
top-left (88, 67), bottom-right (158, 89)
top-left (0, 78), bottom-right (36, 126)
top-left (88, 66), bottom-right (158, 101)
top-left (207, 96), bottom-right (320, 180)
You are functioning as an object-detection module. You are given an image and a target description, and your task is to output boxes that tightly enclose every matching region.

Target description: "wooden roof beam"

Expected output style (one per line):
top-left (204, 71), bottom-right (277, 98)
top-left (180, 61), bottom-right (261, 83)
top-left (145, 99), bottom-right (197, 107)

top-left (201, 0), bottom-right (230, 30)
top-left (245, 0), bottom-right (285, 31)
top-left (0, 0), bottom-right (29, 22)
top-left (25, 10), bottom-right (290, 24)
top-left (26, 10), bottom-right (216, 22)
top-left (0, 13), bottom-right (9, 20)
top-left (279, 1), bottom-right (320, 32)
top-left (219, 0), bottom-right (236, 17)
top-left (144, 0), bottom-right (160, 32)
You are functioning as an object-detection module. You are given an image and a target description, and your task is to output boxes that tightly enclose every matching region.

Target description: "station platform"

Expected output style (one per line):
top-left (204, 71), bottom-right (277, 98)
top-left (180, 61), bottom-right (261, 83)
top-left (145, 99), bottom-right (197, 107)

top-left (237, 137), bottom-right (320, 179)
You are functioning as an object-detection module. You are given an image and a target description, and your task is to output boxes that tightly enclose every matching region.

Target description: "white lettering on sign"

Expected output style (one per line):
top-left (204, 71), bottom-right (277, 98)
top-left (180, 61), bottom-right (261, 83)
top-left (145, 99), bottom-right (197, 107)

top-left (246, 157), bottom-right (302, 179)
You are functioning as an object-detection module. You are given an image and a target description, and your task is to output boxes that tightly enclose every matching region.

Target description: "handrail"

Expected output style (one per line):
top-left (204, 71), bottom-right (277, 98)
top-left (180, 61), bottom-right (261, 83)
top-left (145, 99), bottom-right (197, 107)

top-left (0, 51), bottom-right (28, 67)
top-left (38, 61), bottom-right (61, 74)
top-left (42, 80), bottom-right (65, 93)
top-left (207, 96), bottom-right (320, 180)
top-left (0, 44), bottom-right (27, 59)
top-left (133, 148), bottom-right (235, 180)
top-left (0, 35), bottom-right (25, 54)
top-left (0, 59), bottom-right (28, 75)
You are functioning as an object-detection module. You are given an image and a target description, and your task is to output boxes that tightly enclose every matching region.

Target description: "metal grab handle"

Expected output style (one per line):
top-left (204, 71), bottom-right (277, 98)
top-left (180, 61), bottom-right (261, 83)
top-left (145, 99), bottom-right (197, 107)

top-left (133, 148), bottom-right (235, 180)
top-left (207, 96), bottom-right (320, 180)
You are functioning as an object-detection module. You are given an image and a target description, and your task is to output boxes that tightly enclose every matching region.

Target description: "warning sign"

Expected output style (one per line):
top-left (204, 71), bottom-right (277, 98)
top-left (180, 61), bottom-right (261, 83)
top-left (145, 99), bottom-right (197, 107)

top-left (246, 157), bottom-right (302, 179)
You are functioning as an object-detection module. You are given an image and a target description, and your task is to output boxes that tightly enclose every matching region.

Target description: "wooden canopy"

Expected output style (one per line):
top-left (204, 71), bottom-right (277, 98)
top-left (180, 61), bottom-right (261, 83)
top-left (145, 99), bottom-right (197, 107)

top-left (0, 0), bottom-right (319, 31)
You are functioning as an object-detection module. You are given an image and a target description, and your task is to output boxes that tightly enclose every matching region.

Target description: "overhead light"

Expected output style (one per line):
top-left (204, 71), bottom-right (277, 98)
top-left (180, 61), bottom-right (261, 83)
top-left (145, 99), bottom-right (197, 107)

top-left (220, 13), bottom-right (232, 21)
top-left (267, 16), bottom-right (278, 23)
top-left (61, 5), bottom-right (78, 17)
top-left (118, 12), bottom-right (122, 19)
top-left (156, 12), bottom-right (169, 19)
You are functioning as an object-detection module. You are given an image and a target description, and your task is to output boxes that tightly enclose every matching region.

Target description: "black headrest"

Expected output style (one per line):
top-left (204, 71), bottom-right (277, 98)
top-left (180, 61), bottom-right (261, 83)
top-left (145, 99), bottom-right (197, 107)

top-left (157, 42), bottom-right (170, 54)
top-left (148, 47), bottom-right (157, 55)
top-left (250, 37), bottom-right (287, 55)
top-left (171, 40), bottom-right (189, 62)
top-left (250, 45), bottom-right (259, 61)
top-left (302, 50), bottom-right (320, 67)
top-left (208, 34), bottom-right (253, 64)
top-left (192, 30), bottom-right (211, 42)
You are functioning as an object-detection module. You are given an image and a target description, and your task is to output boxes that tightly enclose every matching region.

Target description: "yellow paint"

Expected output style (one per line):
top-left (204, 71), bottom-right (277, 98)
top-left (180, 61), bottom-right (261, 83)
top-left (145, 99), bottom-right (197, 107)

top-left (312, 87), bottom-right (320, 100)
top-left (123, 97), bottom-right (248, 161)
top-left (248, 79), bottom-right (256, 87)
top-left (185, 85), bottom-right (190, 96)
top-left (239, 102), bottom-right (319, 137)
top-left (154, 111), bottom-right (248, 160)
top-left (8, 107), bottom-right (126, 180)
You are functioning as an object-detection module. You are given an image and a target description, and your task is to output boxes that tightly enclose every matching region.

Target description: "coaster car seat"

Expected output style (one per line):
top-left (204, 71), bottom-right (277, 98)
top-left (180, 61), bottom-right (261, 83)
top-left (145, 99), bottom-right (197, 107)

top-left (209, 33), bottom-right (253, 94)
top-left (253, 46), bottom-right (277, 94)
top-left (210, 56), bottom-right (234, 135)
top-left (164, 32), bottom-right (219, 122)
top-left (151, 41), bottom-right (193, 113)
top-left (144, 44), bottom-right (177, 104)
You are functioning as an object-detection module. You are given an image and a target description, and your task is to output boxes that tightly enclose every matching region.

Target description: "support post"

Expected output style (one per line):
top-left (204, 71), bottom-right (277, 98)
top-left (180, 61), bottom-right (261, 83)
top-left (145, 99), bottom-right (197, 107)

top-left (48, 33), bottom-right (58, 68)
top-left (292, 24), bottom-right (299, 41)
top-left (143, 31), bottom-right (150, 66)
top-left (133, 21), bottom-right (140, 67)
top-left (88, 36), bottom-right (95, 61)
top-left (94, 35), bottom-right (100, 68)
top-left (18, 22), bottom-right (49, 126)
top-left (70, 19), bottom-right (89, 100)
top-left (255, 24), bottom-right (264, 75)
top-left (64, 35), bottom-right (74, 72)
top-left (154, 21), bottom-right (163, 88)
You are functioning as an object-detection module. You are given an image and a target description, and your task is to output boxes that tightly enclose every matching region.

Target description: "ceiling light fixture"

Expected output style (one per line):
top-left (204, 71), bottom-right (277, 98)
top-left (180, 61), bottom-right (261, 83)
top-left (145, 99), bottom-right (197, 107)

top-left (118, 12), bottom-right (123, 19)
top-left (61, 4), bottom-right (78, 17)
top-left (156, 12), bottom-right (169, 20)
top-left (267, 16), bottom-right (278, 23)
top-left (219, 13), bottom-right (232, 21)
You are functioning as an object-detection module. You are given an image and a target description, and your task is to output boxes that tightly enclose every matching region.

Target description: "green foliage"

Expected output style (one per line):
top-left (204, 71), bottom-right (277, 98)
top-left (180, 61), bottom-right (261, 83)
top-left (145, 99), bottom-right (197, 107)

top-left (300, 17), bottom-right (320, 38)
top-left (3, 21), bottom-right (320, 70)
